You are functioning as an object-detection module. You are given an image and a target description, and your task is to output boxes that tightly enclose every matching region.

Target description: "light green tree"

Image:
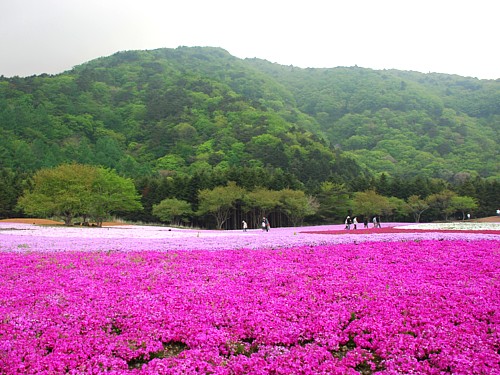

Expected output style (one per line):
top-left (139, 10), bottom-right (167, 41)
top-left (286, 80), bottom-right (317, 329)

top-left (451, 195), bottom-right (478, 220)
top-left (88, 167), bottom-right (143, 226)
top-left (427, 190), bottom-right (457, 221)
top-left (18, 164), bottom-right (95, 225)
top-left (278, 189), bottom-right (319, 226)
top-left (153, 198), bottom-right (193, 226)
top-left (246, 188), bottom-right (281, 227)
top-left (197, 181), bottom-right (246, 229)
top-left (352, 189), bottom-right (393, 219)
top-left (18, 164), bottom-right (142, 226)
top-left (406, 195), bottom-right (430, 222)
top-left (387, 196), bottom-right (410, 220)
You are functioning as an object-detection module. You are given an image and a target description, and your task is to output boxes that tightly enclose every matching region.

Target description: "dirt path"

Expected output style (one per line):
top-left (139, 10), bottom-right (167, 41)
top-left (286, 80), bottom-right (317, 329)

top-left (0, 218), bottom-right (126, 226)
top-left (471, 216), bottom-right (500, 223)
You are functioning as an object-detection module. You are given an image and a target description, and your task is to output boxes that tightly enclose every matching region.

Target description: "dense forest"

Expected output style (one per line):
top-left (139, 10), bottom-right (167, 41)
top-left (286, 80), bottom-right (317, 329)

top-left (1, 47), bottom-right (499, 225)
top-left (246, 59), bottom-right (500, 179)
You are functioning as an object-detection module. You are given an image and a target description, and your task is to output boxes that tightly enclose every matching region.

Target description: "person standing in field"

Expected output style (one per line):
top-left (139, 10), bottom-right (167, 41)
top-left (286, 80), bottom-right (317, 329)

top-left (262, 217), bottom-right (270, 232)
top-left (353, 216), bottom-right (358, 230)
top-left (242, 220), bottom-right (248, 232)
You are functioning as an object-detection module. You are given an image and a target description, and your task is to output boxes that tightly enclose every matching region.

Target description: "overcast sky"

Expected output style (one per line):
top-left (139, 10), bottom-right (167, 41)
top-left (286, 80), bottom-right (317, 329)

top-left (1, 0), bottom-right (499, 79)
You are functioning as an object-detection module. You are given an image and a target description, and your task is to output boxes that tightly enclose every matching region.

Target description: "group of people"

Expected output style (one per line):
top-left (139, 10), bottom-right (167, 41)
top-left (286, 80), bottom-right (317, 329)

top-left (344, 215), bottom-right (358, 230)
top-left (345, 215), bottom-right (381, 229)
top-left (242, 215), bottom-right (382, 232)
top-left (241, 217), bottom-right (270, 232)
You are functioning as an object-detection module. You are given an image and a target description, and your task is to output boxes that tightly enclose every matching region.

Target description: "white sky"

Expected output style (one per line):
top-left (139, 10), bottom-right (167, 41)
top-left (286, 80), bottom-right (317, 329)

top-left (1, 0), bottom-right (499, 79)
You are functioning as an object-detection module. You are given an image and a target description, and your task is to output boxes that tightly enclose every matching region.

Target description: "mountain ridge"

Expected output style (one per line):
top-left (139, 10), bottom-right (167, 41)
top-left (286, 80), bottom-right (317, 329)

top-left (1, 46), bottom-right (498, 183)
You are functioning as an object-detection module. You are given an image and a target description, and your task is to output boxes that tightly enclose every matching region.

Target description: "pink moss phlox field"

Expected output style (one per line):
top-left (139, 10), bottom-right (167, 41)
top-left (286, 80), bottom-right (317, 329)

top-left (1, 240), bottom-right (499, 374)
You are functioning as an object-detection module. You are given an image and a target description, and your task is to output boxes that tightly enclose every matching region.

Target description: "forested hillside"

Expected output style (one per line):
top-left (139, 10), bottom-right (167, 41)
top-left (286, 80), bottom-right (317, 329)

top-left (1, 46), bottom-right (499, 223)
top-left (2, 46), bottom-right (499, 181)
top-left (246, 59), bottom-right (500, 179)
top-left (0, 47), bottom-right (348, 183)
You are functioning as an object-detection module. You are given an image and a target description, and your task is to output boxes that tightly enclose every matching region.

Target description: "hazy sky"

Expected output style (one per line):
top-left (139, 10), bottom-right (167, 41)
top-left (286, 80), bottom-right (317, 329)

top-left (1, 0), bottom-right (499, 79)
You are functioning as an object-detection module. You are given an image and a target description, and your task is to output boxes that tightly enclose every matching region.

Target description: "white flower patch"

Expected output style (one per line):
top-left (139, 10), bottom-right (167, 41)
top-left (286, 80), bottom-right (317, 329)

top-left (396, 222), bottom-right (500, 231)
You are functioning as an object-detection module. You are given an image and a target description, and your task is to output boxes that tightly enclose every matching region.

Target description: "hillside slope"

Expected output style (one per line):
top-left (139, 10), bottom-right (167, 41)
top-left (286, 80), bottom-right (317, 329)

top-left (1, 47), bottom-right (499, 182)
top-left (247, 59), bottom-right (500, 179)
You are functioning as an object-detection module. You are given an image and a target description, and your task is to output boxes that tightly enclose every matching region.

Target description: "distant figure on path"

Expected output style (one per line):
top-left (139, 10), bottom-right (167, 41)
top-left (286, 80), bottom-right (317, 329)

top-left (262, 217), bottom-right (270, 232)
top-left (372, 216), bottom-right (377, 228)
top-left (363, 217), bottom-right (369, 228)
top-left (353, 217), bottom-right (358, 230)
top-left (376, 215), bottom-right (381, 228)
top-left (242, 220), bottom-right (248, 231)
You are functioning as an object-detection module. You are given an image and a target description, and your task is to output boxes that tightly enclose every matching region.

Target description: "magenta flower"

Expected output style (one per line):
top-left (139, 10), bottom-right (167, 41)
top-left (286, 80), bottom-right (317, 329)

top-left (0, 222), bottom-right (499, 374)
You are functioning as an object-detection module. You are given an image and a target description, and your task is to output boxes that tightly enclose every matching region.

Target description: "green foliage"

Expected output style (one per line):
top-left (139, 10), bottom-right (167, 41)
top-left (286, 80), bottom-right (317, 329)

top-left (17, 164), bottom-right (142, 225)
top-left (18, 164), bottom-right (95, 225)
top-left (246, 188), bottom-right (282, 219)
top-left (352, 190), bottom-right (393, 218)
top-left (88, 167), bottom-right (143, 226)
top-left (152, 198), bottom-right (193, 226)
top-left (406, 195), bottom-right (430, 223)
top-left (197, 181), bottom-right (246, 229)
top-left (427, 190), bottom-right (457, 221)
top-left (450, 195), bottom-right (478, 220)
top-left (277, 189), bottom-right (319, 226)
top-left (246, 60), bottom-right (499, 180)
top-left (195, 183), bottom-right (318, 229)
top-left (313, 182), bottom-right (351, 222)
top-left (2, 46), bottom-right (498, 186)
top-left (0, 169), bottom-right (28, 218)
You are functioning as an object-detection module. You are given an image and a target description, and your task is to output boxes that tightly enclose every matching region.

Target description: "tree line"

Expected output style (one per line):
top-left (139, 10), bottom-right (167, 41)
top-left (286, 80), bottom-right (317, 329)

top-left (5, 164), bottom-right (498, 229)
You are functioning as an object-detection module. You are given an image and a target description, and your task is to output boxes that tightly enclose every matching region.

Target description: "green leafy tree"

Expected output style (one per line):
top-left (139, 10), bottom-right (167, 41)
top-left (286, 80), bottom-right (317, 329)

top-left (278, 189), bottom-right (319, 226)
top-left (406, 195), bottom-right (430, 222)
top-left (315, 181), bottom-right (352, 222)
top-left (246, 188), bottom-right (281, 226)
top-left (152, 198), bottom-right (193, 226)
top-left (12, 140), bottom-right (38, 172)
top-left (451, 195), bottom-right (478, 220)
top-left (18, 164), bottom-right (142, 226)
top-left (197, 181), bottom-right (246, 229)
top-left (427, 190), bottom-right (457, 221)
top-left (386, 196), bottom-right (410, 220)
top-left (17, 164), bottom-right (95, 225)
top-left (88, 168), bottom-right (143, 226)
top-left (352, 189), bottom-right (393, 220)
top-left (248, 134), bottom-right (288, 168)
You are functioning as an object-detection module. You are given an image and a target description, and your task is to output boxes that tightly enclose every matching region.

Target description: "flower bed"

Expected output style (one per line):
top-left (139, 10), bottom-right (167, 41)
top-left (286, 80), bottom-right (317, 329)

top-left (1, 222), bottom-right (499, 252)
top-left (1, 222), bottom-right (499, 374)
top-left (305, 227), bottom-right (500, 236)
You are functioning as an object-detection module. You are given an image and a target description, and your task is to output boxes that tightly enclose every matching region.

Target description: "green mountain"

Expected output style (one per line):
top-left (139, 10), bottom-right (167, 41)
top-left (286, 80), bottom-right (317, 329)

top-left (1, 46), bottom-right (499, 185)
top-left (246, 59), bottom-right (500, 180)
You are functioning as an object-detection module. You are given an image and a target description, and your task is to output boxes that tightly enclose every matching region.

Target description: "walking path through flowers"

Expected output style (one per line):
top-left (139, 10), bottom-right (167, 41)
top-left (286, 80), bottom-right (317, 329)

top-left (1, 220), bottom-right (499, 374)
